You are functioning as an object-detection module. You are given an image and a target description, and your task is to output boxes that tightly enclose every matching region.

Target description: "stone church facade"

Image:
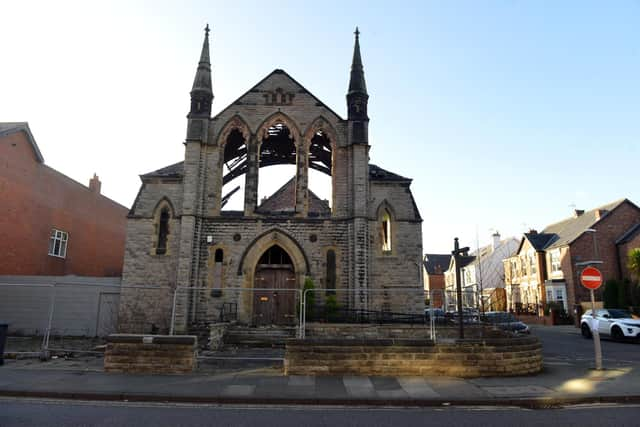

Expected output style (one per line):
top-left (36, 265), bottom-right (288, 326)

top-left (119, 27), bottom-right (424, 333)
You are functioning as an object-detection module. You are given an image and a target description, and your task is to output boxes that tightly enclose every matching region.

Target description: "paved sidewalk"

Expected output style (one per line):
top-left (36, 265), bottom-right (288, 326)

top-left (1, 360), bottom-right (639, 407)
top-left (2, 325), bottom-right (638, 407)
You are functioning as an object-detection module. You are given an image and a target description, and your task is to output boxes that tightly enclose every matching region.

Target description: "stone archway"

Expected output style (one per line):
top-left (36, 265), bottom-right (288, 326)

top-left (237, 228), bottom-right (309, 324)
top-left (253, 245), bottom-right (296, 326)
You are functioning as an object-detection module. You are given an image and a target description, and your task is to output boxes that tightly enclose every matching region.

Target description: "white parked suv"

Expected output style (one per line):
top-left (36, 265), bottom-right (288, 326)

top-left (580, 308), bottom-right (640, 341)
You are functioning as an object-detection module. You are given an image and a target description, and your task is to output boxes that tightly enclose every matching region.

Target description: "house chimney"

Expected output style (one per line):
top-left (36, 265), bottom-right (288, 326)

top-left (528, 229), bottom-right (538, 235)
top-left (492, 231), bottom-right (501, 250)
top-left (89, 173), bottom-right (101, 194)
top-left (573, 209), bottom-right (585, 218)
top-left (595, 209), bottom-right (607, 220)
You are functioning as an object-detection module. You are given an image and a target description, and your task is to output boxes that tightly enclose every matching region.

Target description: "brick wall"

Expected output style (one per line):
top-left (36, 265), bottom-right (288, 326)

top-left (425, 273), bottom-right (445, 307)
top-left (618, 234), bottom-right (640, 282)
top-left (568, 201), bottom-right (640, 306)
top-left (0, 130), bottom-right (128, 276)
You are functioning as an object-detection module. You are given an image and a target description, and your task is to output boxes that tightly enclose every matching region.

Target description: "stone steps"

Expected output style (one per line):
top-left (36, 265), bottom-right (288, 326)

top-left (223, 326), bottom-right (298, 348)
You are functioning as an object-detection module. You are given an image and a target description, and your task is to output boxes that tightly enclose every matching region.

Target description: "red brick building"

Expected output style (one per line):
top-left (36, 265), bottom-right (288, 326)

top-left (504, 199), bottom-right (640, 313)
top-left (423, 254), bottom-right (451, 308)
top-left (0, 122), bottom-right (128, 276)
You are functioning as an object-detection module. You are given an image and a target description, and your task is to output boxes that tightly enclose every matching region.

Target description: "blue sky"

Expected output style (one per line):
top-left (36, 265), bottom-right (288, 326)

top-left (1, 1), bottom-right (638, 252)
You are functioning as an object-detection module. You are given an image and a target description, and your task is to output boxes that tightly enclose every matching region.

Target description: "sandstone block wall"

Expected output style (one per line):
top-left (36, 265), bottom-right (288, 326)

top-left (285, 337), bottom-right (542, 378)
top-left (104, 334), bottom-right (197, 374)
top-left (306, 323), bottom-right (432, 340)
top-left (369, 181), bottom-right (424, 314)
top-left (182, 219), bottom-right (350, 328)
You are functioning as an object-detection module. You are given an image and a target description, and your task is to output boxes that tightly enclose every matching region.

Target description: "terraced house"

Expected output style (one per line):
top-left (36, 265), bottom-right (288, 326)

top-left (119, 28), bottom-right (424, 333)
top-left (504, 199), bottom-right (640, 316)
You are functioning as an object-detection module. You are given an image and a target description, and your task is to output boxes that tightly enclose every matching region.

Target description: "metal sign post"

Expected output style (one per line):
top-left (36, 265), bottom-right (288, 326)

top-left (581, 266), bottom-right (603, 371)
top-left (452, 238), bottom-right (470, 339)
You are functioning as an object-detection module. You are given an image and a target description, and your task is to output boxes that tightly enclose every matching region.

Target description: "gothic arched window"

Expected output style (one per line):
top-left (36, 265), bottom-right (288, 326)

top-left (152, 199), bottom-right (174, 256)
top-left (381, 209), bottom-right (392, 252)
top-left (156, 208), bottom-right (170, 255)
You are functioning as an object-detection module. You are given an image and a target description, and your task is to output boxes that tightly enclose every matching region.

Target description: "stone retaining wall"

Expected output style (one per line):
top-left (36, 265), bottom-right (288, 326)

top-left (285, 336), bottom-right (542, 378)
top-left (306, 323), bottom-right (432, 339)
top-left (306, 323), bottom-right (513, 340)
top-left (104, 334), bottom-right (197, 374)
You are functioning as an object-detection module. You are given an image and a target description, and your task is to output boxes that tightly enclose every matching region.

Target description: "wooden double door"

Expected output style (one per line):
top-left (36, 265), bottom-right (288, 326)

top-left (253, 267), bottom-right (296, 326)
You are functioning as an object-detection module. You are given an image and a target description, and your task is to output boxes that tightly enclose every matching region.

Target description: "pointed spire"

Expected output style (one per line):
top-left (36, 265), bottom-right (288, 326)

top-left (191, 24), bottom-right (213, 96)
top-left (189, 24), bottom-right (213, 118)
top-left (348, 26), bottom-right (367, 95)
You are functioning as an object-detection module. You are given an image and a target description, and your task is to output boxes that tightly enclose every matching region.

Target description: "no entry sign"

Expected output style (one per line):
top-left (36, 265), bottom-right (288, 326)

top-left (580, 266), bottom-right (603, 290)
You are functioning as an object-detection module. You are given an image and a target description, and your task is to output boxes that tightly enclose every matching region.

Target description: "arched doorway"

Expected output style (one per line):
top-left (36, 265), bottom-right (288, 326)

top-left (253, 245), bottom-right (296, 326)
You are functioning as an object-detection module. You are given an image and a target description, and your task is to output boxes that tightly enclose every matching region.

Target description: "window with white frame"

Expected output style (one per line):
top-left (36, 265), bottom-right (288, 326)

top-left (550, 249), bottom-right (561, 273)
top-left (529, 251), bottom-right (537, 275)
top-left (464, 268), bottom-right (473, 285)
top-left (546, 289), bottom-right (553, 302)
top-left (48, 229), bottom-right (68, 258)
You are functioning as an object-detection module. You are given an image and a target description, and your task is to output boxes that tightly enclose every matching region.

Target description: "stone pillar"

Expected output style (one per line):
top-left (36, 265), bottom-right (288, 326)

top-left (207, 145), bottom-right (222, 216)
top-left (182, 141), bottom-right (202, 216)
top-left (295, 140), bottom-right (309, 217)
top-left (175, 215), bottom-right (195, 333)
top-left (331, 144), bottom-right (349, 218)
top-left (244, 136), bottom-right (259, 216)
top-left (350, 143), bottom-right (370, 311)
top-left (176, 123), bottom-right (206, 332)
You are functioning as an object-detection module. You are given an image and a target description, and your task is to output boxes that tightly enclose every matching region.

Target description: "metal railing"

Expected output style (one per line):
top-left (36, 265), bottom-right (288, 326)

top-left (0, 283), bottom-right (170, 358)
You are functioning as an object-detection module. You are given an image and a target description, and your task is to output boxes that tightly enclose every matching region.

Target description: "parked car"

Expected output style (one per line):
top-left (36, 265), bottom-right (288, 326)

top-left (580, 309), bottom-right (640, 341)
top-left (481, 311), bottom-right (530, 334)
top-left (448, 307), bottom-right (480, 324)
top-left (424, 307), bottom-right (450, 325)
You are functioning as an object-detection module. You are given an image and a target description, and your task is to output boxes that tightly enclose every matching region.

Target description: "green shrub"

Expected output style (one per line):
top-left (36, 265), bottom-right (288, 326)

top-left (324, 294), bottom-right (340, 321)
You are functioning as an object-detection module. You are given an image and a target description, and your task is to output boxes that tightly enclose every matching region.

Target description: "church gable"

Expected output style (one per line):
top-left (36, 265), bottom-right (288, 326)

top-left (211, 69), bottom-right (345, 145)
top-left (256, 177), bottom-right (331, 216)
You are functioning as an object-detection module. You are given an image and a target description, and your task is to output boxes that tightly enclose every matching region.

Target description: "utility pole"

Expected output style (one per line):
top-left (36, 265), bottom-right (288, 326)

top-left (452, 237), bottom-right (470, 339)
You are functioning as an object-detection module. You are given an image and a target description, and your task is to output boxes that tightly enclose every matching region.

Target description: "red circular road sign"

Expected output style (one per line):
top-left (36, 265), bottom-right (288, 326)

top-left (580, 266), bottom-right (603, 290)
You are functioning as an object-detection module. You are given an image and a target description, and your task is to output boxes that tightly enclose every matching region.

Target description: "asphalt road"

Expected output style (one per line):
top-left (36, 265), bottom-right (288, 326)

top-left (1, 399), bottom-right (640, 427)
top-left (530, 325), bottom-right (640, 368)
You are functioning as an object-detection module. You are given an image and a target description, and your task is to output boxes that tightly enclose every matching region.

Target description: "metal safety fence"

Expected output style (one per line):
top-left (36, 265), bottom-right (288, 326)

top-left (169, 286), bottom-right (303, 336)
top-left (1, 280), bottom-right (555, 362)
top-left (298, 287), bottom-right (544, 342)
top-left (0, 282), bottom-right (170, 357)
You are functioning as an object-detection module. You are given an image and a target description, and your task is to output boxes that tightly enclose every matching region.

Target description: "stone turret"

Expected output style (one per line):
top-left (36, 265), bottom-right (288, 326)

top-left (346, 27), bottom-right (369, 144)
top-left (188, 24), bottom-right (213, 119)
